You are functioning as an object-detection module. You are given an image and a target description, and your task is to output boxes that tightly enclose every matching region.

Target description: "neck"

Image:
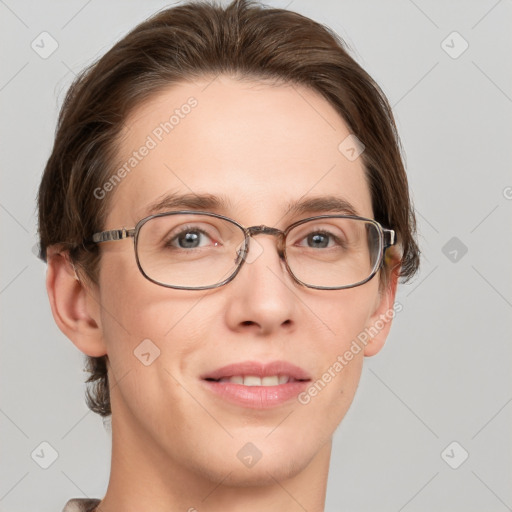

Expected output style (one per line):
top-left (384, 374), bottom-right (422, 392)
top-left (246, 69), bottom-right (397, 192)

top-left (97, 409), bottom-right (332, 512)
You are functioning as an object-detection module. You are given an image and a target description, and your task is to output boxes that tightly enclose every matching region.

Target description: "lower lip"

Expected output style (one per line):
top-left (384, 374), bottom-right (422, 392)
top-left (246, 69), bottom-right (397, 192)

top-left (201, 380), bottom-right (310, 409)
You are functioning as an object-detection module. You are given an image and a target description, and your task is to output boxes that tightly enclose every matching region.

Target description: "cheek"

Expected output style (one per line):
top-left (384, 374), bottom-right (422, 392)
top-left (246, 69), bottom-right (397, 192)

top-left (98, 250), bottom-right (184, 335)
top-left (314, 283), bottom-right (378, 350)
top-left (96, 255), bottom-right (213, 427)
top-left (97, 253), bottom-right (180, 368)
top-left (301, 286), bottom-right (378, 416)
top-left (96, 252), bottom-right (220, 376)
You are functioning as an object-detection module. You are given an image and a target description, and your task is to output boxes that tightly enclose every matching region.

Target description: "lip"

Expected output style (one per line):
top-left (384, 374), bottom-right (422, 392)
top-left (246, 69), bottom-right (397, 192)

top-left (200, 360), bottom-right (312, 409)
top-left (200, 360), bottom-right (312, 381)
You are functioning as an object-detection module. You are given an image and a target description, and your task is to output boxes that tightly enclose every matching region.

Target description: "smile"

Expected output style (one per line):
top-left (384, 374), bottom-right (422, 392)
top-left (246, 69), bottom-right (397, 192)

top-left (206, 375), bottom-right (304, 386)
top-left (200, 361), bottom-right (312, 409)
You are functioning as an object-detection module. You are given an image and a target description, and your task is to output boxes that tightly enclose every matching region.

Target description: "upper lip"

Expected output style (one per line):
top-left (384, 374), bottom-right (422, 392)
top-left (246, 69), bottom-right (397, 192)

top-left (201, 360), bottom-right (312, 381)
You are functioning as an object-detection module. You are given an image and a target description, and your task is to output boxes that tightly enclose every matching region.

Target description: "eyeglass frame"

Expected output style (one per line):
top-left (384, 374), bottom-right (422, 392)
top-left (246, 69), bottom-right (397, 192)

top-left (89, 210), bottom-right (396, 291)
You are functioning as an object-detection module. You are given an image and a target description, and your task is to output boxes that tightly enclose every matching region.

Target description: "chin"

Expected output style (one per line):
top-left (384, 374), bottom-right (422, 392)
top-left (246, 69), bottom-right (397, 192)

top-left (189, 437), bottom-right (319, 489)
top-left (215, 456), bottom-right (311, 488)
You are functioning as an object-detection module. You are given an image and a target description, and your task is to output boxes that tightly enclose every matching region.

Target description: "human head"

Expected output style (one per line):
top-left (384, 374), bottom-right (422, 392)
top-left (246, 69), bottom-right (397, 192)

top-left (38, 0), bottom-right (419, 482)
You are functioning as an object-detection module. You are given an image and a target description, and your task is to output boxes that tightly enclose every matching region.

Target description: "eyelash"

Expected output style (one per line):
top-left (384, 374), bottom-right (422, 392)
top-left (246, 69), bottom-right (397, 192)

top-left (163, 225), bottom-right (347, 250)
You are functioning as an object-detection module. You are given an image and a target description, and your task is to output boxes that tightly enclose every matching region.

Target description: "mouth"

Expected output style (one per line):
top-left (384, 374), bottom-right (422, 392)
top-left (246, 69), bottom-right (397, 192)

top-left (204, 375), bottom-right (307, 385)
top-left (200, 360), bottom-right (312, 409)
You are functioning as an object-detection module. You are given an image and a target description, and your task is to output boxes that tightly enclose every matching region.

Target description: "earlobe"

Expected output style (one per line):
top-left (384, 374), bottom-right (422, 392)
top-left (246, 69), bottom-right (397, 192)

top-left (363, 264), bottom-right (400, 357)
top-left (46, 247), bottom-right (107, 357)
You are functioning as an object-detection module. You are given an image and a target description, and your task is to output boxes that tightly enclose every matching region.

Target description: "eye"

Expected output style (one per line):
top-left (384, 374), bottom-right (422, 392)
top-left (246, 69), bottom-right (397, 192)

top-left (303, 232), bottom-right (332, 249)
top-left (165, 226), bottom-right (218, 249)
top-left (296, 230), bottom-right (345, 249)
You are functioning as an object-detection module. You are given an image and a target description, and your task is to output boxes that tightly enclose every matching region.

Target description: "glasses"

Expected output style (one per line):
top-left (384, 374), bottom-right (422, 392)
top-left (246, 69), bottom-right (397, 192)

top-left (90, 211), bottom-right (395, 290)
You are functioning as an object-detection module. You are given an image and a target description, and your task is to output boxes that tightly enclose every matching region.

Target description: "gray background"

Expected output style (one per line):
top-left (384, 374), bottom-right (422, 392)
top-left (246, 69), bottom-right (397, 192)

top-left (1, 0), bottom-right (511, 510)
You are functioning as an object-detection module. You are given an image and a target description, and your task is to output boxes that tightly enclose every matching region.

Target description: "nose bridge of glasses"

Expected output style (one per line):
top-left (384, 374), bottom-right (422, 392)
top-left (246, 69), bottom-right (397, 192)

top-left (244, 225), bottom-right (286, 257)
top-left (246, 225), bottom-right (282, 237)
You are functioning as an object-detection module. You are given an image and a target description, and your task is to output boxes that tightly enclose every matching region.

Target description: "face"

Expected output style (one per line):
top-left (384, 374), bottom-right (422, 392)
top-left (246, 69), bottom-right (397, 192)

top-left (93, 76), bottom-right (394, 486)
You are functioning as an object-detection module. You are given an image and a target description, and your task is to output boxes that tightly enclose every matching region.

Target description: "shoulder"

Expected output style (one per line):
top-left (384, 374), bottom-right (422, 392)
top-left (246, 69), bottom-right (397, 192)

top-left (62, 498), bottom-right (101, 512)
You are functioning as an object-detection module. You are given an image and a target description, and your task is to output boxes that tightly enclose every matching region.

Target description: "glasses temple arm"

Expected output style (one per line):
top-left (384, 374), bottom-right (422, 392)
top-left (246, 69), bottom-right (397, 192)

top-left (382, 228), bottom-right (396, 249)
top-left (91, 228), bottom-right (136, 243)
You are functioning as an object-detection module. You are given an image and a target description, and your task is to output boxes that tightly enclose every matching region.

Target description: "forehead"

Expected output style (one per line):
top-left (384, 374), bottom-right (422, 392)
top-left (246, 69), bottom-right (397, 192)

top-left (106, 76), bottom-right (372, 227)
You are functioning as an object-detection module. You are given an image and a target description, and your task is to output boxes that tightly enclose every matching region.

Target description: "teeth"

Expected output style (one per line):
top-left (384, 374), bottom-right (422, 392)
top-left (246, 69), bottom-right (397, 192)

top-left (244, 376), bottom-right (263, 386)
top-left (216, 375), bottom-right (291, 386)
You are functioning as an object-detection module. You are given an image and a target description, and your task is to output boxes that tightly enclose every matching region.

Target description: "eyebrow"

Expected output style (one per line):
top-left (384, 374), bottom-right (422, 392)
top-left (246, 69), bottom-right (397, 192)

top-left (283, 196), bottom-right (359, 217)
top-left (142, 192), bottom-right (360, 219)
top-left (144, 192), bottom-right (229, 214)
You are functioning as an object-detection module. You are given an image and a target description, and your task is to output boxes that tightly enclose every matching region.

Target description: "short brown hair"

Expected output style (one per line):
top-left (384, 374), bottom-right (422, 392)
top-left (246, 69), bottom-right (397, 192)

top-left (38, 0), bottom-right (420, 417)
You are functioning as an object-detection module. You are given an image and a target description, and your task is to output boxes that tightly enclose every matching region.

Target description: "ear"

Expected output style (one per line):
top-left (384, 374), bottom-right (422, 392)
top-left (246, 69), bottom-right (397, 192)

top-left (363, 261), bottom-right (401, 357)
top-left (45, 247), bottom-right (107, 357)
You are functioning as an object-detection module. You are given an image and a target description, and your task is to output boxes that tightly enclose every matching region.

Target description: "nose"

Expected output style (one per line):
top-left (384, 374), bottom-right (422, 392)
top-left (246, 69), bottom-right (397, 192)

top-left (223, 233), bottom-right (298, 336)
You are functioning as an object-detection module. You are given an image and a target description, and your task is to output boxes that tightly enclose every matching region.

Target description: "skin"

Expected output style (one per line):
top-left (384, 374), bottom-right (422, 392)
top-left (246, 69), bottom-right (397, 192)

top-left (46, 76), bottom-right (399, 512)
